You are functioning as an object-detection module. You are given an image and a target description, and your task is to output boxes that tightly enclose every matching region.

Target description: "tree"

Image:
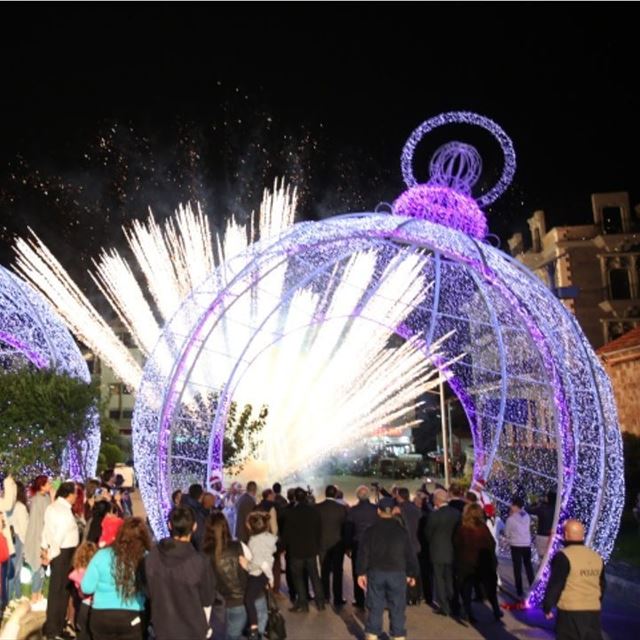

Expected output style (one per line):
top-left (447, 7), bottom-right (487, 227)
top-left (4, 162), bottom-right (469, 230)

top-left (223, 400), bottom-right (268, 472)
top-left (0, 368), bottom-right (99, 477)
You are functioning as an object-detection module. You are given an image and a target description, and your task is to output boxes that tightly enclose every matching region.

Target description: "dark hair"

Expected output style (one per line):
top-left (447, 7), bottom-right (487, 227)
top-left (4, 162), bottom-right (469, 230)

top-left (335, 489), bottom-right (344, 500)
top-left (101, 469), bottom-right (115, 484)
top-left (294, 487), bottom-right (307, 504)
top-left (86, 500), bottom-right (114, 543)
top-left (169, 507), bottom-right (195, 538)
top-left (246, 481), bottom-right (257, 494)
top-left (15, 481), bottom-right (27, 506)
top-left (247, 511), bottom-right (269, 536)
top-left (262, 488), bottom-right (274, 501)
top-left (114, 474), bottom-right (125, 488)
top-left (325, 485), bottom-right (337, 499)
top-left (203, 512), bottom-right (232, 565)
top-left (112, 517), bottom-right (151, 600)
top-left (465, 491), bottom-right (478, 503)
top-left (188, 484), bottom-right (203, 501)
top-left (449, 483), bottom-right (463, 498)
top-left (31, 475), bottom-right (49, 494)
top-left (286, 488), bottom-right (295, 502)
top-left (272, 482), bottom-right (282, 494)
top-left (546, 491), bottom-right (557, 505)
top-left (56, 482), bottom-right (76, 499)
top-left (171, 489), bottom-right (183, 504)
top-left (397, 487), bottom-right (410, 502)
top-left (512, 496), bottom-right (525, 509)
top-left (85, 479), bottom-right (100, 499)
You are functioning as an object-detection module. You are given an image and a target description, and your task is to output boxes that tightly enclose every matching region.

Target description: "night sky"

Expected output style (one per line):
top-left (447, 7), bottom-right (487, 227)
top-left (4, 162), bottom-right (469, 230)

top-left (1, 4), bottom-right (638, 280)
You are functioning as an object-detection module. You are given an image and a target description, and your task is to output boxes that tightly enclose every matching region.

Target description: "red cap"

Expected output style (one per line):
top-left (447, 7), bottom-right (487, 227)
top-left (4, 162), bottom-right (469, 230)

top-left (99, 516), bottom-right (124, 547)
top-left (483, 503), bottom-right (496, 518)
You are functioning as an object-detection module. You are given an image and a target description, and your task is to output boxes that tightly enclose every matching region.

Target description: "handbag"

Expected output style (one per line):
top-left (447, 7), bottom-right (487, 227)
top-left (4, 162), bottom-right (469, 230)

top-left (264, 588), bottom-right (287, 640)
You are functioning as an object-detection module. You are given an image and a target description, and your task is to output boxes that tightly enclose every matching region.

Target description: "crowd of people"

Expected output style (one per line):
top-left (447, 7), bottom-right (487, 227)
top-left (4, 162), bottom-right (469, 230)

top-left (0, 470), bottom-right (606, 640)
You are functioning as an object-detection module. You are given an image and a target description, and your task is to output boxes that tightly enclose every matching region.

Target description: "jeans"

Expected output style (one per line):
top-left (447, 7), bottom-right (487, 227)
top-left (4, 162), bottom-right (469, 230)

top-left (32, 565), bottom-right (46, 594)
top-left (1, 560), bottom-right (8, 609)
top-left (224, 597), bottom-right (267, 640)
top-left (364, 570), bottom-right (407, 638)
top-left (8, 538), bottom-right (24, 600)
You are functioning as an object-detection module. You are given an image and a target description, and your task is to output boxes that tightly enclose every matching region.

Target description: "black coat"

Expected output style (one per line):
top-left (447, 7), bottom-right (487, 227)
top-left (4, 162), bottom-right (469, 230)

top-left (316, 499), bottom-right (347, 552)
top-left (235, 493), bottom-right (256, 543)
top-left (425, 505), bottom-right (460, 564)
top-left (145, 538), bottom-right (215, 640)
top-left (345, 499), bottom-right (378, 547)
top-left (356, 517), bottom-right (419, 577)
top-left (180, 495), bottom-right (208, 551)
top-left (282, 502), bottom-right (322, 559)
top-left (399, 502), bottom-right (422, 554)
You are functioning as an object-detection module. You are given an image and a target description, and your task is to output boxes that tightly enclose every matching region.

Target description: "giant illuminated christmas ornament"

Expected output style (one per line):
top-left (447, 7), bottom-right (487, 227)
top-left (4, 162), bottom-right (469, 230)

top-left (133, 112), bottom-right (623, 604)
top-left (0, 265), bottom-right (99, 478)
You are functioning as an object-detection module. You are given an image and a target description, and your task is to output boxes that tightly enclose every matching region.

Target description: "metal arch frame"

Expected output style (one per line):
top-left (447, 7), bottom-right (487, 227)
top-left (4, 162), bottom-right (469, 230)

top-left (201, 237), bottom-right (418, 485)
top-left (135, 212), bottom-right (623, 605)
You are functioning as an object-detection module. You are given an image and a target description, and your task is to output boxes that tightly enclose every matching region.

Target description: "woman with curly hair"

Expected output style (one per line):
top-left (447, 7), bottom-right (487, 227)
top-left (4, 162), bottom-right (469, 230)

top-left (81, 517), bottom-right (151, 640)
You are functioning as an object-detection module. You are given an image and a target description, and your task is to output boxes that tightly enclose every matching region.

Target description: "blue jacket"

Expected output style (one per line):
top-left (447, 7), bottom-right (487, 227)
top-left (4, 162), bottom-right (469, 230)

top-left (81, 547), bottom-right (146, 611)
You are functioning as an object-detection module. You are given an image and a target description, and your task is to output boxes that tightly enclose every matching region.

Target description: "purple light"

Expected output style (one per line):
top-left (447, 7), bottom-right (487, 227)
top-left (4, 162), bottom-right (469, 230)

top-left (133, 113), bottom-right (622, 611)
top-left (400, 111), bottom-right (516, 208)
top-left (0, 266), bottom-right (100, 479)
top-left (393, 184), bottom-right (488, 238)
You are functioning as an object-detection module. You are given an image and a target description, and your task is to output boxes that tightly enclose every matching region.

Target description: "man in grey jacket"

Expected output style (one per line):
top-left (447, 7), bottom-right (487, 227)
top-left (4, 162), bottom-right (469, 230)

top-left (425, 489), bottom-right (460, 616)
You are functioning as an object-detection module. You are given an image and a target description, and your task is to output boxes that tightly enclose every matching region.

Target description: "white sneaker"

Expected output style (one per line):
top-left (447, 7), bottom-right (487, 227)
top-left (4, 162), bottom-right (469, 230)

top-left (31, 598), bottom-right (48, 612)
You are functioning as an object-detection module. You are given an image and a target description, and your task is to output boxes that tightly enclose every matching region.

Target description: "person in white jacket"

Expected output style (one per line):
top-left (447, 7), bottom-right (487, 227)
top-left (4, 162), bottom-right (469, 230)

top-left (0, 475), bottom-right (17, 608)
top-left (503, 496), bottom-right (535, 599)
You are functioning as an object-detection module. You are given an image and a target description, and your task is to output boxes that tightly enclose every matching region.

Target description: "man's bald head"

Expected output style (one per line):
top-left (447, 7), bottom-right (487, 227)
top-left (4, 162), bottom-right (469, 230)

top-left (433, 489), bottom-right (448, 507)
top-left (356, 485), bottom-right (370, 500)
top-left (563, 519), bottom-right (585, 542)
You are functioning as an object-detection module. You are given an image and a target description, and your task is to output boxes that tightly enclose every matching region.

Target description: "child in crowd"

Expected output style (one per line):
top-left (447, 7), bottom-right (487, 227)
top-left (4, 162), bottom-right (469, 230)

top-left (69, 541), bottom-right (98, 640)
top-left (244, 512), bottom-right (277, 640)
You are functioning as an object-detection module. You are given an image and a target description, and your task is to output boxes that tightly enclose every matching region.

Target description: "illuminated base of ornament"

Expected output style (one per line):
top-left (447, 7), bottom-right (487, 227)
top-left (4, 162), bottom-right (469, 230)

top-left (392, 184), bottom-right (488, 239)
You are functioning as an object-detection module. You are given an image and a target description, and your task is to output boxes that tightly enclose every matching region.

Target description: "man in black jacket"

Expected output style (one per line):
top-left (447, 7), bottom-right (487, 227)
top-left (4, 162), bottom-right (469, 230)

top-left (180, 484), bottom-right (208, 551)
top-left (145, 507), bottom-right (216, 640)
top-left (357, 497), bottom-right (418, 640)
top-left (282, 487), bottom-right (325, 612)
top-left (316, 485), bottom-right (348, 607)
top-left (345, 485), bottom-right (378, 609)
top-left (425, 488), bottom-right (460, 616)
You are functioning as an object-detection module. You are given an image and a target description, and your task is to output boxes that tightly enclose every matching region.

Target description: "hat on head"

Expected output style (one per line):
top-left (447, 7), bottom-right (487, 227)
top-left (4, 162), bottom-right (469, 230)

top-left (483, 503), bottom-right (496, 518)
top-left (378, 497), bottom-right (395, 512)
top-left (99, 516), bottom-right (124, 548)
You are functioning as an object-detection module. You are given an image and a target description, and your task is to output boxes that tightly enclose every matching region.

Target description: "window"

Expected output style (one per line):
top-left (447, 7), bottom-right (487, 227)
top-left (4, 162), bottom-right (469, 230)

top-left (109, 409), bottom-right (121, 420)
top-left (108, 383), bottom-right (121, 395)
top-left (602, 206), bottom-right (623, 234)
top-left (609, 269), bottom-right (631, 300)
top-left (122, 409), bottom-right (134, 419)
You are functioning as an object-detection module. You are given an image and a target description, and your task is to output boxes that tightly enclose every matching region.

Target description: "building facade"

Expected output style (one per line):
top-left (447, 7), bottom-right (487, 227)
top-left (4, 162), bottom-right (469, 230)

top-left (508, 192), bottom-right (640, 349)
top-left (597, 325), bottom-right (640, 436)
